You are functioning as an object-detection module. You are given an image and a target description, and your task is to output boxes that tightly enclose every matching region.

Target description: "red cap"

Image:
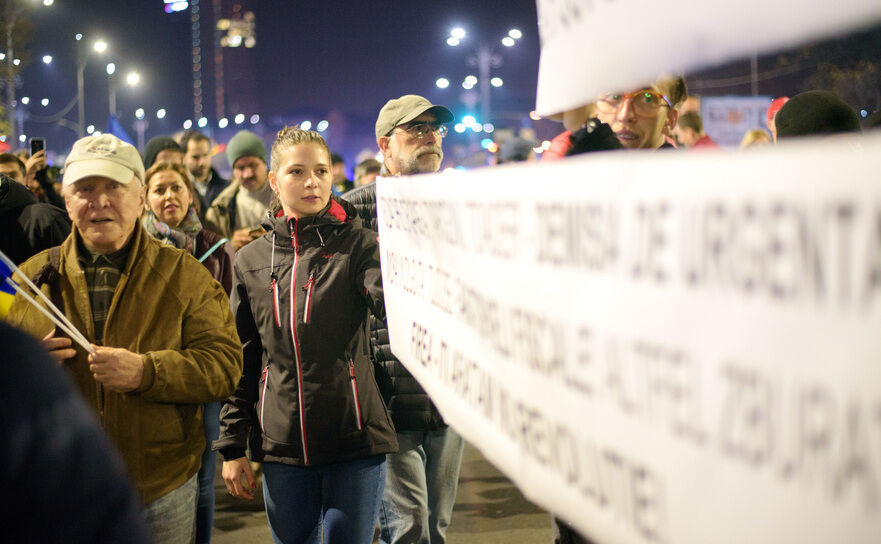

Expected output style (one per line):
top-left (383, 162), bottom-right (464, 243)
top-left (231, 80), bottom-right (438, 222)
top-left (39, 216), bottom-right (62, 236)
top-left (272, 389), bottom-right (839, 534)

top-left (767, 97), bottom-right (789, 122)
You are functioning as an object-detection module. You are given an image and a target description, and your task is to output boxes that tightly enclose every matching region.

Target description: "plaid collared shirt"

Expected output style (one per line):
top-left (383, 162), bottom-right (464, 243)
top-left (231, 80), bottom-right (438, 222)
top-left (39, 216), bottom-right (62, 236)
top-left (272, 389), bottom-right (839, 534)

top-left (77, 238), bottom-right (132, 342)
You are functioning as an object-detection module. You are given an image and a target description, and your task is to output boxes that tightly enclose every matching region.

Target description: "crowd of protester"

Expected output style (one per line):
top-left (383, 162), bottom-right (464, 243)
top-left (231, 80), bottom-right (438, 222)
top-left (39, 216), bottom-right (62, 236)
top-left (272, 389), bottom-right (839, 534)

top-left (0, 74), bottom-right (875, 544)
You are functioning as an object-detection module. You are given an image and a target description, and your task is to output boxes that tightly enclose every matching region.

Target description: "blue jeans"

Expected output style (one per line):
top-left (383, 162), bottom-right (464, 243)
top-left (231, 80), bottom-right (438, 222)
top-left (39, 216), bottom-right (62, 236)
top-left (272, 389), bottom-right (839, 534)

top-left (378, 428), bottom-right (465, 544)
top-left (196, 401), bottom-right (221, 544)
top-left (262, 455), bottom-right (385, 544)
top-left (143, 473), bottom-right (198, 544)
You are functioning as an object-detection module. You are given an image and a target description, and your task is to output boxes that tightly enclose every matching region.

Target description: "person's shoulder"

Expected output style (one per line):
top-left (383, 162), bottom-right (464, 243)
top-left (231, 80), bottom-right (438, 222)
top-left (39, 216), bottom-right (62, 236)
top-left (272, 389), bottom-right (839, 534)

top-left (18, 201), bottom-right (70, 227)
top-left (210, 182), bottom-right (241, 209)
top-left (198, 228), bottom-right (226, 248)
top-left (341, 181), bottom-right (376, 205)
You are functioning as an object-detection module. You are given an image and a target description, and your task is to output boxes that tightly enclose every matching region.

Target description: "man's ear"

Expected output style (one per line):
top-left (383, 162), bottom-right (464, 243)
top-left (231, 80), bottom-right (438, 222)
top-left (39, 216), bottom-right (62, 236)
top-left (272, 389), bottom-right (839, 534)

top-left (377, 136), bottom-right (391, 157)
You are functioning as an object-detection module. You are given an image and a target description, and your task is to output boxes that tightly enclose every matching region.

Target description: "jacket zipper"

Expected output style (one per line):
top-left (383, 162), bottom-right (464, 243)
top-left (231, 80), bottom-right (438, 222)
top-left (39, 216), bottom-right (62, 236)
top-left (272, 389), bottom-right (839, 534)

top-left (348, 360), bottom-right (363, 431)
top-left (303, 274), bottom-right (315, 324)
top-left (289, 220), bottom-right (311, 465)
top-left (259, 366), bottom-right (269, 432)
top-left (271, 276), bottom-right (281, 327)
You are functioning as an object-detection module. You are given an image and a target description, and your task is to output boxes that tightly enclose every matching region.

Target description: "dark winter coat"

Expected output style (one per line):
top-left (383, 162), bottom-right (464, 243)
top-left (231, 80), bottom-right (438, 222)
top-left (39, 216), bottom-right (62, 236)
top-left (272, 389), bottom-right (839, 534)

top-left (215, 195), bottom-right (398, 465)
top-left (0, 175), bottom-right (70, 264)
top-left (342, 182), bottom-right (448, 431)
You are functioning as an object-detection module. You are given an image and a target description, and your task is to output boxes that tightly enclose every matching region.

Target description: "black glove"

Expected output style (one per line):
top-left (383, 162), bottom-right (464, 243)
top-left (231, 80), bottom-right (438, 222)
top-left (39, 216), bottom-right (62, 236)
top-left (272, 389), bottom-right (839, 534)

top-left (565, 118), bottom-right (623, 156)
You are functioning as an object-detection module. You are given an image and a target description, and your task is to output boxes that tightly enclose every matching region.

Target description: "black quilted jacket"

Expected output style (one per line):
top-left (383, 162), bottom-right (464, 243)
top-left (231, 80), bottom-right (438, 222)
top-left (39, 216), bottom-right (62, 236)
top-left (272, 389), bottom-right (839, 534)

top-left (342, 182), bottom-right (447, 431)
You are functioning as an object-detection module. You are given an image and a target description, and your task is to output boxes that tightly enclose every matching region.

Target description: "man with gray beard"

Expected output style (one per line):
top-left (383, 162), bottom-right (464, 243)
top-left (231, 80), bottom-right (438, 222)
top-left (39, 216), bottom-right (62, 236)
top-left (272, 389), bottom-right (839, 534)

top-left (343, 95), bottom-right (463, 544)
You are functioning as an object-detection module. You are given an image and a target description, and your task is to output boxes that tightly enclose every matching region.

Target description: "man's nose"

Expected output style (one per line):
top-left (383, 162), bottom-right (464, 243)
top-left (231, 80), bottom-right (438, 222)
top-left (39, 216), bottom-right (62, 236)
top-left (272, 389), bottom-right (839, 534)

top-left (93, 192), bottom-right (111, 207)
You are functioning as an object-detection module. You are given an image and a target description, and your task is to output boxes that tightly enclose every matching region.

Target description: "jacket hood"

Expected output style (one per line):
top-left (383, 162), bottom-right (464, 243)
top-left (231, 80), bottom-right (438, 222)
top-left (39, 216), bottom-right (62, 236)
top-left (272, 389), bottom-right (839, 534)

top-left (263, 194), bottom-right (361, 240)
top-left (0, 175), bottom-right (39, 214)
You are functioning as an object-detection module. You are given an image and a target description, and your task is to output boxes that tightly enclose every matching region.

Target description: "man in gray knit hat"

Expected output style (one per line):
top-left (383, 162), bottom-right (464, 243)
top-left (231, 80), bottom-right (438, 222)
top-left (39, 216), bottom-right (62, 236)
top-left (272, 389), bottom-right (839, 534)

top-left (205, 130), bottom-right (271, 250)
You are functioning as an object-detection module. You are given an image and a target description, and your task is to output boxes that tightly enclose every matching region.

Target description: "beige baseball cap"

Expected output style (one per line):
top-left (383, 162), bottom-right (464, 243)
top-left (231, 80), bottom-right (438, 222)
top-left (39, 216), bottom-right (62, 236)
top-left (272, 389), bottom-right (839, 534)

top-left (63, 133), bottom-right (145, 187)
top-left (375, 95), bottom-right (454, 139)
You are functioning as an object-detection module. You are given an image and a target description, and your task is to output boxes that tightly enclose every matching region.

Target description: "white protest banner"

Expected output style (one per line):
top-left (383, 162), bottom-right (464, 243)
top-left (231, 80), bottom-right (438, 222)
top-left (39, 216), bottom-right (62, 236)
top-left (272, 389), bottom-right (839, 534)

top-left (377, 133), bottom-right (881, 544)
top-left (534, 0), bottom-right (881, 116)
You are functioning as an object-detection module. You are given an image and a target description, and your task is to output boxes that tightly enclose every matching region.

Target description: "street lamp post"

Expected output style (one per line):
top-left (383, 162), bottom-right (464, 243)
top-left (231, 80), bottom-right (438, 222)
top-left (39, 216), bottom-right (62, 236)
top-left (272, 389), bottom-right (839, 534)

top-left (134, 108), bottom-right (147, 150)
top-left (438, 27), bottom-right (521, 126)
top-left (106, 63), bottom-right (139, 120)
top-left (76, 38), bottom-right (106, 137)
top-left (5, 0), bottom-right (18, 146)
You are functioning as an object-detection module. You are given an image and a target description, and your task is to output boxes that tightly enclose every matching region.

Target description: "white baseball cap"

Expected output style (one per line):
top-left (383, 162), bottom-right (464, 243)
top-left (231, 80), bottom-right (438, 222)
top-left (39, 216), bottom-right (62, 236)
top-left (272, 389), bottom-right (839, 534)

top-left (63, 133), bottom-right (145, 187)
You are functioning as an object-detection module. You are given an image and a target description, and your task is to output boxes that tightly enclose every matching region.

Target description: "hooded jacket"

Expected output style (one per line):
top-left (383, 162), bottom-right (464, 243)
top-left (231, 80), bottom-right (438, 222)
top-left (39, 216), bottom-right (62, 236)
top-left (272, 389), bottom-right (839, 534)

top-left (0, 174), bottom-right (70, 264)
top-left (215, 195), bottom-right (398, 465)
top-left (6, 224), bottom-right (243, 504)
top-left (342, 182), bottom-right (448, 431)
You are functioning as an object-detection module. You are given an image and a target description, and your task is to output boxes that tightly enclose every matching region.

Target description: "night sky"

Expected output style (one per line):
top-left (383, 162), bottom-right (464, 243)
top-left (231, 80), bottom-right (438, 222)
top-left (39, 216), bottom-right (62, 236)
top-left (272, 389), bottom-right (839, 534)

top-left (20, 0), bottom-right (541, 158)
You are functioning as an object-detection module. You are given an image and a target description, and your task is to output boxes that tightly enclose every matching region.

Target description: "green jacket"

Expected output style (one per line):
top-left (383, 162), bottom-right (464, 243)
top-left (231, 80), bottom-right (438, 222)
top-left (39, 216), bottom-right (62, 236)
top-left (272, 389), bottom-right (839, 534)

top-left (6, 224), bottom-right (243, 504)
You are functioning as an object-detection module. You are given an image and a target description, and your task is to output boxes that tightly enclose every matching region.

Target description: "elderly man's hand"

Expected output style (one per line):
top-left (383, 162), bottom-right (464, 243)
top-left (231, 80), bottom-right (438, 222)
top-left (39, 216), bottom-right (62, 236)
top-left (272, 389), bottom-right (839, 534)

top-left (88, 346), bottom-right (144, 392)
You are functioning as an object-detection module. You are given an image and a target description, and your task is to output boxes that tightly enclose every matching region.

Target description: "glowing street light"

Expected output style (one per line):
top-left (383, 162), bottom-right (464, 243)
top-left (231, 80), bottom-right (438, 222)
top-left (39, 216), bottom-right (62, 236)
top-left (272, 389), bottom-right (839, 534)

top-left (40, 98), bottom-right (49, 107)
top-left (234, 113), bottom-right (245, 124)
top-left (42, 55), bottom-right (52, 64)
top-left (20, 96), bottom-right (29, 105)
top-left (436, 77), bottom-right (450, 89)
top-left (300, 120), bottom-right (312, 131)
top-left (43, 0), bottom-right (55, 5)
top-left (218, 118), bottom-right (229, 128)
top-left (87, 125), bottom-right (95, 134)
top-left (135, 108), bottom-right (145, 120)
top-left (106, 62), bottom-right (115, 75)
top-left (156, 108), bottom-right (167, 119)
top-left (183, 119), bottom-right (193, 129)
top-left (440, 26), bottom-right (523, 125)
top-left (93, 40), bottom-right (108, 54)
top-left (198, 117), bottom-right (208, 128)
top-left (250, 114), bottom-right (260, 124)
top-left (317, 120), bottom-right (329, 132)
top-left (126, 72), bottom-right (140, 86)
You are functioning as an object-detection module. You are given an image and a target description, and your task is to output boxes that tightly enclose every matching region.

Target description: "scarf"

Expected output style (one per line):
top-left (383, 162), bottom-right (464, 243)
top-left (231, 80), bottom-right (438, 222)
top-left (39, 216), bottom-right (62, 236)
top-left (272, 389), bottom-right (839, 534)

top-left (142, 207), bottom-right (203, 256)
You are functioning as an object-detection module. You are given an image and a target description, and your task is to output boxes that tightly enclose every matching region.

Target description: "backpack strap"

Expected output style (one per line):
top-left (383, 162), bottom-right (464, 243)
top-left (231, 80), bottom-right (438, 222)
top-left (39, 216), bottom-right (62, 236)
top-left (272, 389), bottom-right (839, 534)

top-left (30, 246), bottom-right (66, 338)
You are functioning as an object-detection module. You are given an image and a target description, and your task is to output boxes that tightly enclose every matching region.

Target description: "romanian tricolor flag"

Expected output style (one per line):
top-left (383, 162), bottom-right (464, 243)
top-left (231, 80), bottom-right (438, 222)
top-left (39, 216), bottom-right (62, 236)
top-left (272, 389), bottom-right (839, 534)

top-left (0, 257), bottom-right (16, 318)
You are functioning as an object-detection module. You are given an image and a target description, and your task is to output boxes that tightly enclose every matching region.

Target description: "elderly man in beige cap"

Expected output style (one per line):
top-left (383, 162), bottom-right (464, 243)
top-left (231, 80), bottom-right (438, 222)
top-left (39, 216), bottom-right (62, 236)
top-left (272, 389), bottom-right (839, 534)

top-left (6, 133), bottom-right (243, 544)
top-left (343, 95), bottom-right (463, 544)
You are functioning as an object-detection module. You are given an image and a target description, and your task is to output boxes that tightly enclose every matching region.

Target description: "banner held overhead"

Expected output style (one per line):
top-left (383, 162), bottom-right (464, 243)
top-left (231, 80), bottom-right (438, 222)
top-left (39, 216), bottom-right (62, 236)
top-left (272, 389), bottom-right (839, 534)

top-left (534, 0), bottom-right (881, 116)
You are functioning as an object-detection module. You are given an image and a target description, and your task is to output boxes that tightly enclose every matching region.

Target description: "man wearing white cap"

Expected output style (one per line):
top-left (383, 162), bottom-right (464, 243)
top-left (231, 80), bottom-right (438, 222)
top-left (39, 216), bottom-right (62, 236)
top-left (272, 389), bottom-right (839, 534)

top-left (7, 133), bottom-right (243, 544)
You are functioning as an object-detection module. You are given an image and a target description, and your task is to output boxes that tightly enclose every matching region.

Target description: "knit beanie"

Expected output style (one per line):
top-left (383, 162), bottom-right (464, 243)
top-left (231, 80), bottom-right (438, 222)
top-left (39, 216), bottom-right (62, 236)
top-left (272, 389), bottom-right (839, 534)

top-left (226, 130), bottom-right (267, 167)
top-left (776, 91), bottom-right (861, 139)
top-left (143, 136), bottom-right (182, 169)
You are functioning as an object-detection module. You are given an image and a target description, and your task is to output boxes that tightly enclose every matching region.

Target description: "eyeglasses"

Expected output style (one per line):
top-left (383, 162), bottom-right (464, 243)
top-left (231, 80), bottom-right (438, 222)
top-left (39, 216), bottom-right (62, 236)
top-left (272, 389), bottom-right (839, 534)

top-left (595, 90), bottom-right (673, 117)
top-left (395, 121), bottom-right (449, 139)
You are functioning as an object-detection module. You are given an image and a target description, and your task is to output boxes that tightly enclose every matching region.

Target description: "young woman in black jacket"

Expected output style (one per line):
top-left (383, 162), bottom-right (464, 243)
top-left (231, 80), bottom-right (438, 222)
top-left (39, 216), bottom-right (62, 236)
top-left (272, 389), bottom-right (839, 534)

top-left (216, 127), bottom-right (397, 544)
